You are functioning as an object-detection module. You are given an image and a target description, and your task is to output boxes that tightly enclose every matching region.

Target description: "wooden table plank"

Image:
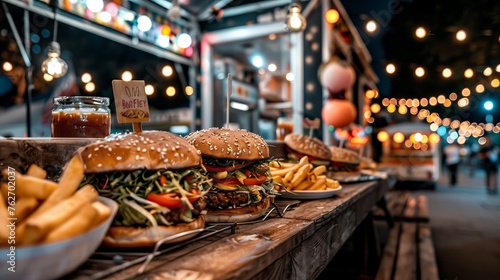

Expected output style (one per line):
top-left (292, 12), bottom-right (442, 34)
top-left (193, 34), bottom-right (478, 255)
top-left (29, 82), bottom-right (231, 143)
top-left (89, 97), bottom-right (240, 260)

top-left (72, 179), bottom-right (392, 279)
top-left (394, 222), bottom-right (417, 280)
top-left (375, 223), bottom-right (401, 280)
top-left (419, 224), bottom-right (439, 280)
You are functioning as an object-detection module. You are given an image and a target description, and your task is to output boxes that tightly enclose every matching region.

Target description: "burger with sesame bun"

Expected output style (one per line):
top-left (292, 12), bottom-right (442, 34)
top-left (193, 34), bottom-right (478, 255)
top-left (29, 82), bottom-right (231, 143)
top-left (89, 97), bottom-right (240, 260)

top-left (185, 127), bottom-right (276, 223)
top-left (77, 131), bottom-right (212, 247)
top-left (284, 133), bottom-right (332, 166)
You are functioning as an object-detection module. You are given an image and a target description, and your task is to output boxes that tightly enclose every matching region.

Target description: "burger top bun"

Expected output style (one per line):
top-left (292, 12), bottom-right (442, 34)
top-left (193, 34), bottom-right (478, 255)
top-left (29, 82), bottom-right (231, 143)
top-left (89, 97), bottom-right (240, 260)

top-left (78, 131), bottom-right (201, 173)
top-left (329, 146), bottom-right (360, 164)
top-left (185, 127), bottom-right (269, 160)
top-left (284, 133), bottom-right (332, 161)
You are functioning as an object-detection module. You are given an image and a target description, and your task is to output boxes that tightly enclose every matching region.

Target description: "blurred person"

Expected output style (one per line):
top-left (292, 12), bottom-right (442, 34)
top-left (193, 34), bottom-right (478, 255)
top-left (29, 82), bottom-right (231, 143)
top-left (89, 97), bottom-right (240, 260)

top-left (468, 142), bottom-right (479, 176)
top-left (444, 142), bottom-right (461, 186)
top-left (479, 136), bottom-right (498, 195)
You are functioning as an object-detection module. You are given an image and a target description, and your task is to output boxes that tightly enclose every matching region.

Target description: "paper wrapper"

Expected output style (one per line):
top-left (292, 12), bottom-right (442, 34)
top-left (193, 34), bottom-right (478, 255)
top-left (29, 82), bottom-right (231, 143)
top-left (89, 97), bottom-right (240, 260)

top-left (0, 138), bottom-right (97, 179)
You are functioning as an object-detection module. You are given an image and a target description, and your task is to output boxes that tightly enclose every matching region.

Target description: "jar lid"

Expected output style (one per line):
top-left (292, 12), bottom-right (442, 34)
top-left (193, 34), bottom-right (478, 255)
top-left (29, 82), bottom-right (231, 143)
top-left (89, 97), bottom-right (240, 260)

top-left (53, 96), bottom-right (110, 106)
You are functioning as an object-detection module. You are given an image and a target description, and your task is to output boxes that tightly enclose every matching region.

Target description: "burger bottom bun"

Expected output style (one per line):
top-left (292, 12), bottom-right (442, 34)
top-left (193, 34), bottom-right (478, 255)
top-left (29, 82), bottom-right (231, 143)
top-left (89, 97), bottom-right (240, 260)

top-left (205, 196), bottom-right (272, 223)
top-left (101, 215), bottom-right (205, 247)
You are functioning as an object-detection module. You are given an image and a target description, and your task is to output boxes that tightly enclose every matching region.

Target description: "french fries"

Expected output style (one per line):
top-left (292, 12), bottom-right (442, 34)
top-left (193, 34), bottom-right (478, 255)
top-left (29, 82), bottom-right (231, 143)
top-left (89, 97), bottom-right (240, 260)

top-left (0, 158), bottom-right (112, 247)
top-left (23, 185), bottom-right (98, 245)
top-left (26, 164), bottom-right (47, 179)
top-left (271, 156), bottom-right (340, 191)
top-left (29, 156), bottom-right (85, 219)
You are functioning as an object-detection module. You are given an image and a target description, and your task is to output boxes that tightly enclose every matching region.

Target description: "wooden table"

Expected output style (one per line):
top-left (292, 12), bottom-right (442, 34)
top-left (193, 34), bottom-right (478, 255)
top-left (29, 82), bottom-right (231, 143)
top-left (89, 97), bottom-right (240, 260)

top-left (78, 178), bottom-right (392, 280)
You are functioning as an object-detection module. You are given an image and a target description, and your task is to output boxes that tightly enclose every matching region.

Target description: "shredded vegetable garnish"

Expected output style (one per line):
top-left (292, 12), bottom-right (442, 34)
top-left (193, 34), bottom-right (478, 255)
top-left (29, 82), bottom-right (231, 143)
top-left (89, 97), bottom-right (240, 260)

top-left (80, 167), bottom-right (212, 227)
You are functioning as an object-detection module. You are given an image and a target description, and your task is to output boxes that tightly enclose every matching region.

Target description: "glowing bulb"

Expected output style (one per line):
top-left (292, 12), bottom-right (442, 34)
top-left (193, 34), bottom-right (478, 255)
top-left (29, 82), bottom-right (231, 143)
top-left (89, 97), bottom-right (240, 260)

top-left (371, 103), bottom-right (381, 114)
top-left (85, 82), bottom-right (95, 92)
top-left (393, 132), bottom-right (405, 143)
top-left (491, 79), bottom-right (500, 88)
top-left (145, 84), bottom-right (155, 95)
top-left (386, 63), bottom-right (396, 74)
top-left (415, 27), bottom-right (426, 38)
top-left (456, 30), bottom-right (466, 41)
top-left (415, 67), bottom-right (425, 77)
top-left (285, 72), bottom-right (295, 81)
top-left (166, 86), bottom-right (176, 97)
top-left (464, 68), bottom-right (474, 78)
top-left (268, 63), bottom-right (277, 72)
top-left (285, 3), bottom-right (306, 32)
top-left (377, 131), bottom-right (389, 142)
top-left (483, 67), bottom-right (493, 76)
top-left (96, 11), bottom-right (111, 23)
top-left (366, 20), bottom-right (377, 33)
top-left (2, 62), bottom-right (12, 72)
top-left (137, 15), bottom-right (152, 32)
top-left (162, 65), bottom-right (173, 77)
top-left (251, 55), bottom-right (264, 68)
top-left (185, 86), bottom-right (194, 96)
top-left (121, 71), bottom-right (132, 81)
top-left (81, 73), bottom-right (92, 83)
top-left (325, 9), bottom-right (340, 24)
top-left (177, 33), bottom-right (192, 48)
top-left (87, 0), bottom-right (104, 13)
top-left (476, 84), bottom-right (485, 93)
top-left (41, 42), bottom-right (68, 78)
top-left (442, 68), bottom-right (452, 78)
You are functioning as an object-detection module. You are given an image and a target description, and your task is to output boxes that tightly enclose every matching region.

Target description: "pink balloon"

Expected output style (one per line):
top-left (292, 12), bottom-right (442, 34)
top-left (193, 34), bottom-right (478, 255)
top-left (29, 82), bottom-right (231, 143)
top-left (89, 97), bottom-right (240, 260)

top-left (322, 99), bottom-right (357, 128)
top-left (319, 61), bottom-right (356, 93)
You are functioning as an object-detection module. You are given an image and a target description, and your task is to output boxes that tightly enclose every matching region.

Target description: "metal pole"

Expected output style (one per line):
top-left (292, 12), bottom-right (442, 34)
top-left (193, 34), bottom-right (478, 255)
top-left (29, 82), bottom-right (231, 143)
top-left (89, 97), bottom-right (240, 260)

top-left (24, 9), bottom-right (32, 137)
top-left (1, 2), bottom-right (33, 137)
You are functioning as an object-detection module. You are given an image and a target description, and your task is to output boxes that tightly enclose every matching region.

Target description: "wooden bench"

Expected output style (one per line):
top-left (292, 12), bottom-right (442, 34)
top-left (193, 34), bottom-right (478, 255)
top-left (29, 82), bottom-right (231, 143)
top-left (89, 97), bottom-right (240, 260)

top-left (373, 191), bottom-right (439, 280)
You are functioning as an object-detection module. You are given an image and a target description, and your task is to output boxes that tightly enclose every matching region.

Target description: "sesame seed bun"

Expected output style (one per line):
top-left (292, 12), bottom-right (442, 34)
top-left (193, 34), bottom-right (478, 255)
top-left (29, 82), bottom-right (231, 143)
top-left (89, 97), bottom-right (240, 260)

top-left (185, 127), bottom-right (269, 160)
top-left (77, 131), bottom-right (201, 173)
top-left (284, 133), bottom-right (332, 161)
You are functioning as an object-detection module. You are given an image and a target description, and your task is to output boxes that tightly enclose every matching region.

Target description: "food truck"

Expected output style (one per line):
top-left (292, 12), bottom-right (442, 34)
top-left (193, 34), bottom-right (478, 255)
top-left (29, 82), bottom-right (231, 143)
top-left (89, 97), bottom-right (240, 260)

top-left (377, 122), bottom-right (441, 189)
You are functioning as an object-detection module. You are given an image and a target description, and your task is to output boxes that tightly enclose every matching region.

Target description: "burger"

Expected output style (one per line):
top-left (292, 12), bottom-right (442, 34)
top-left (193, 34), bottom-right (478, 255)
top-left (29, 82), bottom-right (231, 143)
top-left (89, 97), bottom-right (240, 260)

top-left (329, 146), bottom-right (361, 172)
top-left (185, 127), bottom-right (275, 223)
top-left (77, 131), bottom-right (212, 247)
top-left (283, 133), bottom-right (332, 166)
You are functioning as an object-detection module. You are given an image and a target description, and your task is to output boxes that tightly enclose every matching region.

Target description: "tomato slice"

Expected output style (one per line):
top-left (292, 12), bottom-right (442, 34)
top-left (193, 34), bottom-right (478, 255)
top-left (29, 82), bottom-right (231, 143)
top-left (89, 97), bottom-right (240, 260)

top-left (146, 192), bottom-right (199, 209)
top-left (146, 193), bottom-right (182, 209)
top-left (159, 176), bottom-right (167, 186)
top-left (204, 161), bottom-right (254, 172)
top-left (243, 174), bottom-right (267, 186)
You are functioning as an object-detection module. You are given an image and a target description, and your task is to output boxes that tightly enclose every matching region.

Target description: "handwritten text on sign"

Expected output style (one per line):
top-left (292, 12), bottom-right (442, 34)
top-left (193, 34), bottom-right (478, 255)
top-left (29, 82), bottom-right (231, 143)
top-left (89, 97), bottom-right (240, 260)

top-left (112, 80), bottom-right (150, 123)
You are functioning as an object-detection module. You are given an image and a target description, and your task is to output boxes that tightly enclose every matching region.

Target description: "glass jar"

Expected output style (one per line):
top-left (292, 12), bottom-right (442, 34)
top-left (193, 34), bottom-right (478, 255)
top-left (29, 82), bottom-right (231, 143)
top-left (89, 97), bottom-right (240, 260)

top-left (51, 96), bottom-right (111, 138)
top-left (276, 117), bottom-right (294, 141)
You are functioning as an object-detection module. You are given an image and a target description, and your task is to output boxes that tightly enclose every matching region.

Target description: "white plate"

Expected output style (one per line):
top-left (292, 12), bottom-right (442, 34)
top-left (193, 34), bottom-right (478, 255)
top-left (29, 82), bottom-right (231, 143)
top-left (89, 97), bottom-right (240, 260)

top-left (0, 197), bottom-right (118, 280)
top-left (278, 186), bottom-right (342, 200)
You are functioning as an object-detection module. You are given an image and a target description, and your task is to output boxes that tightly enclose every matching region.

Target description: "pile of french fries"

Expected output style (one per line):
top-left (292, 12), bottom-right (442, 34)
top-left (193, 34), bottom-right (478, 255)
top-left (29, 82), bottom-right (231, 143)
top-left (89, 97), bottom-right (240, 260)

top-left (0, 156), bottom-right (111, 247)
top-left (270, 156), bottom-right (340, 191)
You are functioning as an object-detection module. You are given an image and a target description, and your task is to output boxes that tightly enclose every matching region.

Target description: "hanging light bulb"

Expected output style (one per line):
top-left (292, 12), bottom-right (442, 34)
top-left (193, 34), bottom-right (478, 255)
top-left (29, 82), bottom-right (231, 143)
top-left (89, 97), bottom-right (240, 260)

top-left (167, 0), bottom-right (181, 21)
top-left (285, 2), bottom-right (306, 32)
top-left (41, 42), bottom-right (68, 78)
top-left (41, 3), bottom-right (68, 78)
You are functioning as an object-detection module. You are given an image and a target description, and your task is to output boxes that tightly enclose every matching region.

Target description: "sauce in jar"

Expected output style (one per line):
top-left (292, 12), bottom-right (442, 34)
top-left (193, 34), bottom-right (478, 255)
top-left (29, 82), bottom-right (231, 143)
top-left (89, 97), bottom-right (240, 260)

top-left (51, 96), bottom-right (111, 138)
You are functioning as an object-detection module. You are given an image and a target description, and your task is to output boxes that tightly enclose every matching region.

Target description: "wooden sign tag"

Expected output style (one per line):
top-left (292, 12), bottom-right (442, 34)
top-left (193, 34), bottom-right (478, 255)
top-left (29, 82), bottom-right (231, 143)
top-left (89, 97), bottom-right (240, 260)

top-left (303, 118), bottom-right (321, 137)
top-left (112, 80), bottom-right (150, 132)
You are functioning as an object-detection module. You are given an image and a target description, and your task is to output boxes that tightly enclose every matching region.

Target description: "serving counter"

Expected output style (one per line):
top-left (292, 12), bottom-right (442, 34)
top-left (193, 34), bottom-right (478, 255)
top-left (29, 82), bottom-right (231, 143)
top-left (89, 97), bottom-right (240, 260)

top-left (71, 178), bottom-right (393, 280)
top-left (0, 138), bottom-right (393, 279)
